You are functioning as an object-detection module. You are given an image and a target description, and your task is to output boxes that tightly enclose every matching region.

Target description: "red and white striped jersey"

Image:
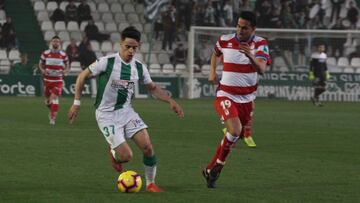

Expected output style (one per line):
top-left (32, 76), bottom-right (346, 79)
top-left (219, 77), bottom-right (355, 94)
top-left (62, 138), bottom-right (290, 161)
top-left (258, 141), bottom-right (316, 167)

top-left (40, 49), bottom-right (68, 82)
top-left (214, 33), bottom-right (271, 103)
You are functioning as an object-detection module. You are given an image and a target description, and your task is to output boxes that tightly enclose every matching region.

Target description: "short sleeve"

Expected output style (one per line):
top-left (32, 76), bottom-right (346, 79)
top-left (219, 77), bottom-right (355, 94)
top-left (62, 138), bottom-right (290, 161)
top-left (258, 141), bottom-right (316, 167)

top-left (214, 38), bottom-right (223, 57)
top-left (88, 57), bottom-right (106, 76)
top-left (142, 64), bottom-right (153, 84)
top-left (255, 40), bottom-right (271, 65)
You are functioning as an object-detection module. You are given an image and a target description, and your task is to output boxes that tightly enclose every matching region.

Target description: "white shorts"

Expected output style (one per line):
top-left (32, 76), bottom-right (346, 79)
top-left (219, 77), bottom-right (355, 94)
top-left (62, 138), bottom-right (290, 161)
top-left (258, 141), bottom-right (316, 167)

top-left (95, 107), bottom-right (148, 149)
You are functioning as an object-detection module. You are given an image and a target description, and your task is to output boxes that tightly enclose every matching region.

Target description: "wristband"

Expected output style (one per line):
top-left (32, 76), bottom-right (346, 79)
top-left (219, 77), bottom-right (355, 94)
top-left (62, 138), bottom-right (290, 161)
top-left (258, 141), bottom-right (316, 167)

top-left (73, 99), bottom-right (81, 106)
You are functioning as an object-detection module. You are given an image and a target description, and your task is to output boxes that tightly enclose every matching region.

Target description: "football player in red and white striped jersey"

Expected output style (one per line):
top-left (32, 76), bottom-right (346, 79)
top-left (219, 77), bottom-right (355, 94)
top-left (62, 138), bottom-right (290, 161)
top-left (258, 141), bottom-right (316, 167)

top-left (39, 36), bottom-right (69, 125)
top-left (203, 11), bottom-right (271, 188)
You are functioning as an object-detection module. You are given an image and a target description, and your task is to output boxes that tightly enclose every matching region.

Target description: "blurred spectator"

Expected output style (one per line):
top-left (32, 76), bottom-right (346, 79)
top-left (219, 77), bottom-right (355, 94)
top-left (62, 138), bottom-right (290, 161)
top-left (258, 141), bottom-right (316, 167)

top-left (239, 0), bottom-right (253, 13)
top-left (204, 1), bottom-right (216, 26)
top-left (184, 1), bottom-right (195, 30)
top-left (256, 0), bottom-right (272, 27)
top-left (48, 0), bottom-right (63, 5)
top-left (84, 20), bottom-right (109, 42)
top-left (268, 8), bottom-right (282, 28)
top-left (50, 7), bottom-right (65, 23)
top-left (223, 0), bottom-right (234, 26)
top-left (1, 17), bottom-right (17, 50)
top-left (232, 0), bottom-right (240, 22)
top-left (9, 53), bottom-right (33, 75)
top-left (66, 38), bottom-right (80, 62)
top-left (78, 36), bottom-right (90, 55)
top-left (308, 1), bottom-right (325, 29)
top-left (204, 2), bottom-right (216, 26)
top-left (0, 0), bottom-right (4, 9)
top-left (330, 0), bottom-right (346, 23)
top-left (2, 16), bottom-right (14, 36)
top-left (347, 1), bottom-right (359, 29)
top-left (77, 0), bottom-right (92, 23)
top-left (161, 5), bottom-right (177, 50)
top-left (348, 45), bottom-right (360, 60)
top-left (3, 29), bottom-right (17, 50)
top-left (197, 42), bottom-right (212, 67)
top-left (176, 0), bottom-right (187, 29)
top-left (194, 3), bottom-right (206, 26)
top-left (280, 3), bottom-right (297, 28)
top-left (295, 11), bottom-right (308, 29)
top-left (294, 0), bottom-right (309, 12)
top-left (175, 0), bottom-right (194, 31)
top-left (65, 0), bottom-right (78, 22)
top-left (330, 19), bottom-right (346, 57)
top-left (211, 0), bottom-right (222, 26)
top-left (154, 16), bottom-right (163, 40)
top-left (170, 42), bottom-right (186, 65)
top-left (79, 43), bottom-right (97, 69)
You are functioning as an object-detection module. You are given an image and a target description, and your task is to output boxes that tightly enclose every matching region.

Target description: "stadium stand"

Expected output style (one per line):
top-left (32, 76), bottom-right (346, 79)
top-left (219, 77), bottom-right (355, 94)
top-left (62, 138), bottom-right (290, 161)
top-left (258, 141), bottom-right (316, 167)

top-left (163, 63), bottom-right (175, 74)
top-left (350, 57), bottom-right (360, 69)
top-left (201, 64), bottom-right (210, 76)
top-left (0, 59), bottom-right (10, 74)
top-left (175, 64), bottom-right (186, 74)
top-left (149, 63), bottom-right (161, 74)
top-left (0, 0), bottom-right (359, 76)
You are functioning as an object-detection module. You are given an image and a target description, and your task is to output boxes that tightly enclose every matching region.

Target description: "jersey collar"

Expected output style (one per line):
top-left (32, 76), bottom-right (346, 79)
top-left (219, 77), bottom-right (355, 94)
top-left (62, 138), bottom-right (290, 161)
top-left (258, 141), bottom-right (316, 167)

top-left (50, 49), bottom-right (61, 53)
top-left (235, 33), bottom-right (255, 43)
top-left (117, 52), bottom-right (132, 65)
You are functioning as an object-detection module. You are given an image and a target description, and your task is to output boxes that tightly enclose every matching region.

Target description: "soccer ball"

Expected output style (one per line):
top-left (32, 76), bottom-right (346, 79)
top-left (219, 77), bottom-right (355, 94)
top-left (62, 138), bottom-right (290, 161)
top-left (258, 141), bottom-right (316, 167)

top-left (117, 170), bottom-right (142, 193)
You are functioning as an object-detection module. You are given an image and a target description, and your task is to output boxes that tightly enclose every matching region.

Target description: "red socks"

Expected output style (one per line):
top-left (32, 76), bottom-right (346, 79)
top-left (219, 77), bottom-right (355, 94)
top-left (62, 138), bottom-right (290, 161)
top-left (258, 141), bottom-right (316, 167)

top-left (243, 116), bottom-right (253, 138)
top-left (207, 132), bottom-right (239, 170)
top-left (50, 99), bottom-right (59, 120)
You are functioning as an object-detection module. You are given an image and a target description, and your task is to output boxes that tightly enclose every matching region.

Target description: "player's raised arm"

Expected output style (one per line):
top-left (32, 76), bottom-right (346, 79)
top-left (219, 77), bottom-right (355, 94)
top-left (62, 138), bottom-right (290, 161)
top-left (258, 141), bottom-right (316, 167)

top-left (145, 82), bottom-right (184, 118)
top-left (68, 68), bottom-right (93, 123)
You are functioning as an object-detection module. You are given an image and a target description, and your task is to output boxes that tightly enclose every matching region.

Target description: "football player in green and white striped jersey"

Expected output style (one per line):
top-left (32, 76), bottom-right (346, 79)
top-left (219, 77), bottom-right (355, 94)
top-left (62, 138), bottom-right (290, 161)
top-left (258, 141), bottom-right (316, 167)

top-left (68, 26), bottom-right (184, 193)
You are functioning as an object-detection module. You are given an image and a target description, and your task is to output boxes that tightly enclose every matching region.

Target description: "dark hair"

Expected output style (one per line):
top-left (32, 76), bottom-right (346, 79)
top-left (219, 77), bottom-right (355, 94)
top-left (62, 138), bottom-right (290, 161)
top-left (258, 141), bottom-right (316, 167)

top-left (312, 38), bottom-right (326, 47)
top-left (239, 11), bottom-right (257, 27)
top-left (121, 26), bottom-right (141, 42)
top-left (52, 35), bottom-right (61, 40)
top-left (315, 41), bottom-right (326, 46)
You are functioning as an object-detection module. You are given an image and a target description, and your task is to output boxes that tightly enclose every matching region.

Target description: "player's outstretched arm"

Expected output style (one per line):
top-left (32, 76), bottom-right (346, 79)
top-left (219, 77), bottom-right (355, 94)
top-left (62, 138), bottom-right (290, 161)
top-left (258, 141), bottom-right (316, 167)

top-left (68, 68), bottom-right (93, 123)
top-left (146, 82), bottom-right (184, 118)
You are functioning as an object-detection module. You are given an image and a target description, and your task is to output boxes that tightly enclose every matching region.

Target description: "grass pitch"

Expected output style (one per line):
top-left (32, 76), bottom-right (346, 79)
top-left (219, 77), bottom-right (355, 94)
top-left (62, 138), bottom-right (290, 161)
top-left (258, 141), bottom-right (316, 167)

top-left (0, 97), bottom-right (359, 203)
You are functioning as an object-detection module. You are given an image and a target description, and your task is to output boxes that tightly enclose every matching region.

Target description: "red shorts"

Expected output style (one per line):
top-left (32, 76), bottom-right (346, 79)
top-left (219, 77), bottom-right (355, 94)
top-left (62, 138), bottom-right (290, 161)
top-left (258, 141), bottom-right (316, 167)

top-left (214, 97), bottom-right (253, 126)
top-left (44, 81), bottom-right (63, 97)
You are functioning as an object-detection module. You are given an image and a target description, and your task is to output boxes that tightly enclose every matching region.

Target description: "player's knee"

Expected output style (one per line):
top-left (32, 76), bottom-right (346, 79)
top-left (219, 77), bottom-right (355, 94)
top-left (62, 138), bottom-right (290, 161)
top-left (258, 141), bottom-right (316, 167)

top-left (141, 143), bottom-right (154, 157)
top-left (118, 150), bottom-right (133, 163)
top-left (227, 129), bottom-right (242, 137)
top-left (52, 98), bottom-right (59, 104)
top-left (122, 152), bottom-right (133, 163)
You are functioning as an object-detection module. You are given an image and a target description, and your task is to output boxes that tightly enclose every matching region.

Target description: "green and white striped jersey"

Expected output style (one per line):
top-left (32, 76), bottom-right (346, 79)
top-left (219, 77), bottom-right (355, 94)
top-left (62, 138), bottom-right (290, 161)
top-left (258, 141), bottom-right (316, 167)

top-left (89, 53), bottom-right (152, 111)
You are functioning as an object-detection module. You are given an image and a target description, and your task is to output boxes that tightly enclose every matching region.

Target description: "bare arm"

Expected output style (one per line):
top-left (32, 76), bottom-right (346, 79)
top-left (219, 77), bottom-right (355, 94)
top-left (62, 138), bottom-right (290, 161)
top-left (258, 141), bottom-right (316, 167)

top-left (68, 68), bottom-right (93, 123)
top-left (208, 52), bottom-right (219, 84)
top-left (146, 82), bottom-right (184, 118)
top-left (63, 61), bottom-right (70, 75)
top-left (38, 60), bottom-right (46, 75)
top-left (239, 44), bottom-right (267, 74)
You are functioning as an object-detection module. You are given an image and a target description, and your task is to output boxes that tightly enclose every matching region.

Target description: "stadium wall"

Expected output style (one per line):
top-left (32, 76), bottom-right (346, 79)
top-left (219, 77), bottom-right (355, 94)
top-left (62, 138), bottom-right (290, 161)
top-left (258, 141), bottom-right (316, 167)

top-left (1, 73), bottom-right (360, 102)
